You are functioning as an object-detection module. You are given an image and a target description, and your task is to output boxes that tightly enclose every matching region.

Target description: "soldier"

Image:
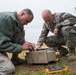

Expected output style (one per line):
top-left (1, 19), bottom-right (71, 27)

top-left (35, 9), bottom-right (76, 62)
top-left (0, 9), bottom-right (35, 74)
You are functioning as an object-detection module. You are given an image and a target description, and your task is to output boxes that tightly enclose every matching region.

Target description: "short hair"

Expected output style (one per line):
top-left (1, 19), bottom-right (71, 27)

top-left (22, 8), bottom-right (33, 16)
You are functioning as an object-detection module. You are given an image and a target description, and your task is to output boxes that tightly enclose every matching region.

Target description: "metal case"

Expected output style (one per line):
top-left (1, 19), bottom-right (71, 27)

top-left (26, 48), bottom-right (56, 64)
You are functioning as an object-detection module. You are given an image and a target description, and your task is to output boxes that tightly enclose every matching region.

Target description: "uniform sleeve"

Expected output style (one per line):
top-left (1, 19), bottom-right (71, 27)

top-left (37, 23), bottom-right (49, 46)
top-left (0, 32), bottom-right (22, 53)
top-left (0, 17), bottom-right (22, 53)
top-left (55, 13), bottom-right (76, 29)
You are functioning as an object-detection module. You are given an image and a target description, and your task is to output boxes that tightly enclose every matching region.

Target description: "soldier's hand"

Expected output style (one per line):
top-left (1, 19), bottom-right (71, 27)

top-left (35, 45), bottom-right (41, 51)
top-left (22, 42), bottom-right (35, 51)
top-left (53, 28), bottom-right (59, 35)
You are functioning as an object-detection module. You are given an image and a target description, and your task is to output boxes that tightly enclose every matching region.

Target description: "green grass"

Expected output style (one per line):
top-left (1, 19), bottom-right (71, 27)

top-left (8, 47), bottom-right (76, 75)
top-left (11, 55), bottom-right (76, 75)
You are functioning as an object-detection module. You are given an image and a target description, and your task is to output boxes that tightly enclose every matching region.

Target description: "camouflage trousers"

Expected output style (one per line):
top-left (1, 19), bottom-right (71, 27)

top-left (45, 26), bottom-right (76, 49)
top-left (0, 52), bottom-right (15, 75)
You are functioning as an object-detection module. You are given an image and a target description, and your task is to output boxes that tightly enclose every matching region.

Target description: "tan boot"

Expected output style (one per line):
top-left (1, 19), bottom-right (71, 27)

top-left (68, 54), bottom-right (76, 62)
top-left (68, 48), bottom-right (76, 62)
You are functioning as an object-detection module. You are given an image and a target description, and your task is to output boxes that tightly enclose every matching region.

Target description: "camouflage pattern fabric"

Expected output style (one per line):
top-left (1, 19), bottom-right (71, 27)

top-left (37, 12), bottom-right (76, 48)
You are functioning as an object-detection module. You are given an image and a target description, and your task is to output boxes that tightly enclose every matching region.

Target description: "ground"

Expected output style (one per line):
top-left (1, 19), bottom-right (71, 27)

top-left (7, 44), bottom-right (76, 75)
top-left (11, 54), bottom-right (76, 75)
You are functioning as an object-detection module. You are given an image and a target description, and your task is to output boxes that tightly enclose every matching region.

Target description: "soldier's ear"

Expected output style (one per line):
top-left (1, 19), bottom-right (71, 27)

top-left (20, 11), bottom-right (26, 16)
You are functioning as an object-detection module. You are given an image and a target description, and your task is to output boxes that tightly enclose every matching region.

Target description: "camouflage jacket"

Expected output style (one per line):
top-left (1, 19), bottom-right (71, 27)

top-left (37, 12), bottom-right (76, 46)
top-left (0, 12), bottom-right (25, 53)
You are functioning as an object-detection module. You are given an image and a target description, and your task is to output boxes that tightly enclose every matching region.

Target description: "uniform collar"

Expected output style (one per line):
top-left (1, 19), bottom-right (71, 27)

top-left (14, 12), bottom-right (23, 29)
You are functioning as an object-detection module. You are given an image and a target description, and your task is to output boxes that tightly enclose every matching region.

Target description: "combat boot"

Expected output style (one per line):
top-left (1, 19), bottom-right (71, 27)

top-left (11, 53), bottom-right (25, 66)
top-left (68, 48), bottom-right (76, 62)
top-left (58, 46), bottom-right (68, 56)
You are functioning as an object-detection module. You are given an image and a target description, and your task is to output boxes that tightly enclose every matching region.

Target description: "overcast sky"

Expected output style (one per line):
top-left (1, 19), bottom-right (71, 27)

top-left (0, 0), bottom-right (76, 42)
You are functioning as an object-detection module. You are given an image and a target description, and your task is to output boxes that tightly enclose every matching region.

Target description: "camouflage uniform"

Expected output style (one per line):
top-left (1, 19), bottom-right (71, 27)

top-left (37, 12), bottom-right (76, 60)
top-left (0, 12), bottom-right (25, 74)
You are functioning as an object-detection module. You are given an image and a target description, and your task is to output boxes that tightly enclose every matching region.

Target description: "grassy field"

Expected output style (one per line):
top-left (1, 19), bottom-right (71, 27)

top-left (7, 45), bottom-right (76, 75)
top-left (7, 52), bottom-right (76, 75)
